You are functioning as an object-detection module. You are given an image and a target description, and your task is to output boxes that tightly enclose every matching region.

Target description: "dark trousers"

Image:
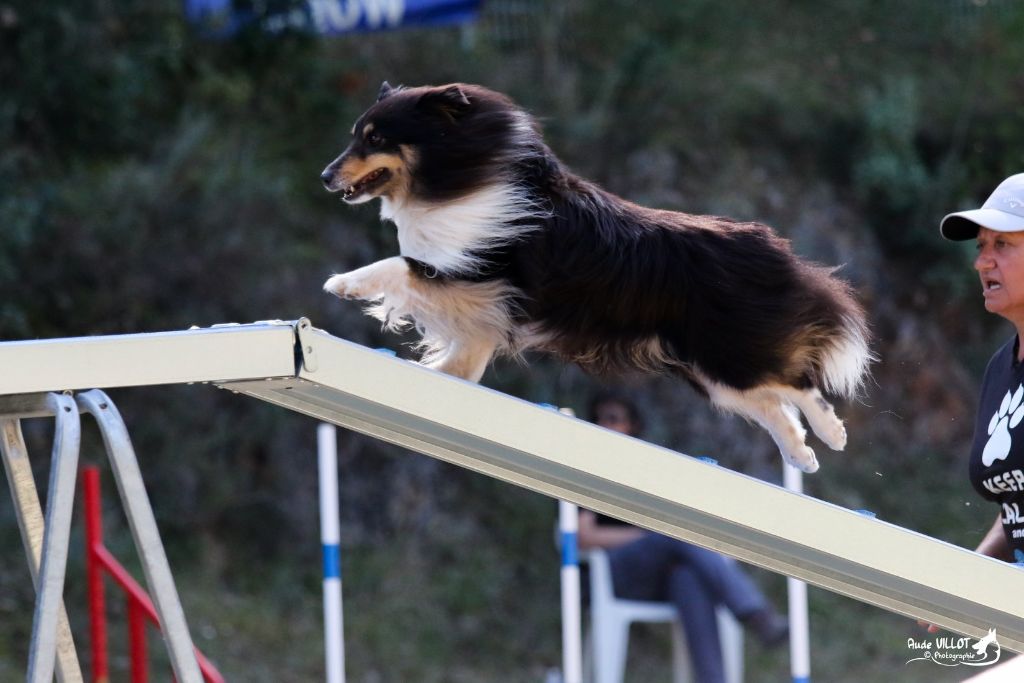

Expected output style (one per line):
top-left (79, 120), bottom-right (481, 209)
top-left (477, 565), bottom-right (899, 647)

top-left (608, 532), bottom-right (766, 683)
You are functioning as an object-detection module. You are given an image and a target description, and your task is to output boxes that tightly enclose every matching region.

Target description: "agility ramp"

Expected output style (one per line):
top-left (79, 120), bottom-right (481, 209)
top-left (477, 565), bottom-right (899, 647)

top-left (3, 319), bottom-right (1024, 656)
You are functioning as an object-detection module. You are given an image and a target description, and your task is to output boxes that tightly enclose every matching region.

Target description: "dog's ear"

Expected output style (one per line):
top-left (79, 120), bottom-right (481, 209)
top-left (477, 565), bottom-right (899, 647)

top-left (377, 81), bottom-right (395, 102)
top-left (418, 84), bottom-right (472, 121)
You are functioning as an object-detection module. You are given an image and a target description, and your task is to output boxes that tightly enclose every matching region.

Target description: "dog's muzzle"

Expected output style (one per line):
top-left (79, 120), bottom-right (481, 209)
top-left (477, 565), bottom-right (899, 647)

top-left (320, 168), bottom-right (336, 189)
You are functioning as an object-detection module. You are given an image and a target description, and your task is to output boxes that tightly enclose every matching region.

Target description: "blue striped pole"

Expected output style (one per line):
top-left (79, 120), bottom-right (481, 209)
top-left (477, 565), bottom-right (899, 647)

top-left (318, 423), bottom-right (346, 683)
top-left (559, 500), bottom-right (583, 683)
top-left (537, 403), bottom-right (583, 683)
top-left (784, 464), bottom-right (811, 683)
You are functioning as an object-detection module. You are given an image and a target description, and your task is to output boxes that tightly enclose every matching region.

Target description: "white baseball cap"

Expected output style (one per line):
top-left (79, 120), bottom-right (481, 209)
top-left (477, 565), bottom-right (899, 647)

top-left (940, 173), bottom-right (1024, 241)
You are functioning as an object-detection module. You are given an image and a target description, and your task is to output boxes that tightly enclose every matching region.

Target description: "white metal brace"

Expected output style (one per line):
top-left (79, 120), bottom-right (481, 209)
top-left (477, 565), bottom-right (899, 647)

top-left (1, 393), bottom-right (83, 683)
top-left (2, 319), bottom-right (1023, 654)
top-left (0, 391), bottom-right (202, 683)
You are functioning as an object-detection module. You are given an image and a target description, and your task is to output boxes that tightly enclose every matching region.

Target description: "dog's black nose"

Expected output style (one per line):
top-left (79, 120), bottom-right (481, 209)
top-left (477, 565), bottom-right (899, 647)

top-left (320, 169), bottom-right (334, 187)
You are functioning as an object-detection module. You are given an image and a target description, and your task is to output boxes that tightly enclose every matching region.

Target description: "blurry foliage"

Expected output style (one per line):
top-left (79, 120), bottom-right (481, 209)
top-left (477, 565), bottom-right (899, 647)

top-left (853, 77), bottom-right (931, 240)
top-left (3, 0), bottom-right (1024, 680)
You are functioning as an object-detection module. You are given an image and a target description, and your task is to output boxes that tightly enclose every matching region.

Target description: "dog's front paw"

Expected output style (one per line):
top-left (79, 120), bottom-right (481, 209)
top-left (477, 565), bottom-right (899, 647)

top-left (324, 273), bottom-right (362, 300)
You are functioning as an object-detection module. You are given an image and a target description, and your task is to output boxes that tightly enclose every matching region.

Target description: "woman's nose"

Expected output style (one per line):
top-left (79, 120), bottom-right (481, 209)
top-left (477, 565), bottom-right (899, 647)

top-left (975, 250), bottom-right (993, 271)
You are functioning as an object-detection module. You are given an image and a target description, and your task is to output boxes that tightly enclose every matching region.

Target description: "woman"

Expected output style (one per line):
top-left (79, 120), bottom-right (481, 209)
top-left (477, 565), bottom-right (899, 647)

top-left (940, 173), bottom-right (1024, 572)
top-left (577, 391), bottom-right (787, 683)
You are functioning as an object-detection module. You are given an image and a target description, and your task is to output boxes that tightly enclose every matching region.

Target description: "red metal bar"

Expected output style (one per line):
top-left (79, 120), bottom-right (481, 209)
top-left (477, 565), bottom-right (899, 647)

top-left (83, 467), bottom-right (110, 683)
top-left (83, 467), bottom-right (226, 683)
top-left (196, 651), bottom-right (226, 683)
top-left (128, 598), bottom-right (148, 683)
top-left (95, 547), bottom-right (224, 682)
top-left (94, 546), bottom-right (159, 623)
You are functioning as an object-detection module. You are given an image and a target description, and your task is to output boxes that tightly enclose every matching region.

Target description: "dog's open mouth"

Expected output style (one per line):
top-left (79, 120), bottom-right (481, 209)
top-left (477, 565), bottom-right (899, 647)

top-left (342, 168), bottom-right (392, 201)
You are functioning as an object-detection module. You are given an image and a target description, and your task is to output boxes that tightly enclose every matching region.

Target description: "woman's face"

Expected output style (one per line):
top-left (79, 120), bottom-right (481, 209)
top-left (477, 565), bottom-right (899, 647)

top-left (594, 401), bottom-right (635, 436)
top-left (975, 227), bottom-right (1024, 324)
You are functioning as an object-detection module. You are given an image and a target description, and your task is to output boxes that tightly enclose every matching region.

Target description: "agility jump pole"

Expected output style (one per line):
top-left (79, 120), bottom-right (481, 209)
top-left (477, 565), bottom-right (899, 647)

top-left (557, 499), bottom-right (583, 683)
top-left (783, 465), bottom-right (811, 683)
top-left (318, 423), bottom-right (347, 683)
top-left (3, 319), bottom-right (1024, 654)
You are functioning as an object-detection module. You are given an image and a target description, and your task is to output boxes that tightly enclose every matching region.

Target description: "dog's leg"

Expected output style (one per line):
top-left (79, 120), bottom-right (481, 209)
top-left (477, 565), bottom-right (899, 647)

top-left (423, 337), bottom-right (497, 383)
top-left (704, 383), bottom-right (819, 473)
top-left (772, 385), bottom-right (847, 451)
top-left (324, 256), bottom-right (409, 301)
top-left (747, 399), bottom-right (819, 473)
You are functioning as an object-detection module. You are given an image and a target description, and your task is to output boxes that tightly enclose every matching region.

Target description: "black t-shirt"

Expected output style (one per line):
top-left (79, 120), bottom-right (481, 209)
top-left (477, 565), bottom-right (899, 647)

top-left (969, 336), bottom-right (1024, 554)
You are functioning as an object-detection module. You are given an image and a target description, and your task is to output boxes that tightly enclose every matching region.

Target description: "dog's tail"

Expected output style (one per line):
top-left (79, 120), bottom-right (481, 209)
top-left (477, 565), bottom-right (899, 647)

top-left (817, 314), bottom-right (872, 399)
top-left (794, 262), bottom-right (873, 399)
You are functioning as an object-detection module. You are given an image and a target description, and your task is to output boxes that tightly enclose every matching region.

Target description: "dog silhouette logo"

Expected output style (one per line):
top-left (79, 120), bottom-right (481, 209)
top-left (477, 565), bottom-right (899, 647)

top-left (972, 629), bottom-right (999, 657)
top-left (984, 385), bottom-right (1024, 466)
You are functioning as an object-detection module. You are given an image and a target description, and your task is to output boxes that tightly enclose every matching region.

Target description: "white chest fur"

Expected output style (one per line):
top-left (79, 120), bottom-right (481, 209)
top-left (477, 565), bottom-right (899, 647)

top-left (380, 183), bottom-right (539, 275)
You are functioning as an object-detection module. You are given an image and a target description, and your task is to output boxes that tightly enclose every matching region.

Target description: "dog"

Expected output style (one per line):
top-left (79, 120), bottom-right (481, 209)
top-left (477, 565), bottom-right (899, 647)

top-left (320, 81), bottom-right (871, 473)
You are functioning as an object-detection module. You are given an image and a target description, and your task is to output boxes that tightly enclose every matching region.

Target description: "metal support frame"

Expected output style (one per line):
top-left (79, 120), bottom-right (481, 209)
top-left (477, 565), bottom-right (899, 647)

top-left (0, 393), bottom-right (83, 683)
top-left (77, 390), bottom-right (203, 683)
top-left (2, 319), bottom-right (1024, 655)
top-left (0, 391), bottom-right (201, 683)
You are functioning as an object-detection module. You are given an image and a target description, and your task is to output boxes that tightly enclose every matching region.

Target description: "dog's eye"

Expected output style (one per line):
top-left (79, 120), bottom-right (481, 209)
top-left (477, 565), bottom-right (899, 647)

top-left (366, 131), bottom-right (384, 146)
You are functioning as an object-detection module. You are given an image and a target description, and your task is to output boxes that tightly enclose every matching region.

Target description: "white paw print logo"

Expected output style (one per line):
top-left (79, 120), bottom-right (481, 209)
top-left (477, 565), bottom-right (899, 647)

top-left (984, 384), bottom-right (1024, 466)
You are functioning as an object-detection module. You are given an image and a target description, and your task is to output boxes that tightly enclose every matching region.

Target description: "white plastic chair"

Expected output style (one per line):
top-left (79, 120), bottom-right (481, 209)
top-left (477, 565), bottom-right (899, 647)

top-left (584, 548), bottom-right (744, 683)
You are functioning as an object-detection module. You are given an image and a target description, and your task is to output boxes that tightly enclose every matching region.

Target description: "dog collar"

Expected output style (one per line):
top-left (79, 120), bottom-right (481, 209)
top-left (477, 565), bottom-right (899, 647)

top-left (404, 257), bottom-right (442, 280)
top-left (403, 256), bottom-right (505, 284)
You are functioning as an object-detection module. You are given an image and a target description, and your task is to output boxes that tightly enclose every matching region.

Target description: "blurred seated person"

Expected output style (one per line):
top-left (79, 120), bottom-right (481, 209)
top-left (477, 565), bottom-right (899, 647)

top-left (578, 391), bottom-right (788, 683)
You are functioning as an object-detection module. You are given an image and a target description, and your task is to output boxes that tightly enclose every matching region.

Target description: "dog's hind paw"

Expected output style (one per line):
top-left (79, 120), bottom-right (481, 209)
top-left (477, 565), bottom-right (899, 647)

top-left (783, 445), bottom-right (819, 474)
top-left (817, 419), bottom-right (847, 452)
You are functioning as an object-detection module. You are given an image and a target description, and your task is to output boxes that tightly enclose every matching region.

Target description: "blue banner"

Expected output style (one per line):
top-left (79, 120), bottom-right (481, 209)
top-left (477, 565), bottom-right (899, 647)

top-left (185, 0), bottom-right (481, 37)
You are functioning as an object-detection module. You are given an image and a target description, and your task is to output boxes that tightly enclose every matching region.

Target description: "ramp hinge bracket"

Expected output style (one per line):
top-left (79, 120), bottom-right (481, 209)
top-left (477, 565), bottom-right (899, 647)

top-left (295, 318), bottom-right (319, 373)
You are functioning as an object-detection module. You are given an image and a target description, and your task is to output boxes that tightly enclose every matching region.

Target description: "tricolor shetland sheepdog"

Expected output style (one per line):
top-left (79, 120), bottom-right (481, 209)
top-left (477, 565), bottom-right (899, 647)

top-left (321, 82), bottom-right (871, 473)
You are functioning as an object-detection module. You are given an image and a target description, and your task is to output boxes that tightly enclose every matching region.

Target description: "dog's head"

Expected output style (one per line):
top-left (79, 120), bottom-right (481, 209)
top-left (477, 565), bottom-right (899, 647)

top-left (321, 81), bottom-right (535, 204)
